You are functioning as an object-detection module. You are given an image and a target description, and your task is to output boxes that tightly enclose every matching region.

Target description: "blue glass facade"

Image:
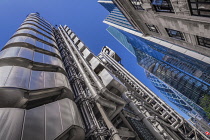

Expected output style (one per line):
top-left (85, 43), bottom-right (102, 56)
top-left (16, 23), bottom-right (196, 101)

top-left (107, 26), bottom-right (210, 121)
top-left (146, 71), bottom-right (207, 120)
top-left (99, 2), bottom-right (115, 12)
top-left (104, 7), bottom-right (138, 32)
top-left (99, 0), bottom-right (210, 122)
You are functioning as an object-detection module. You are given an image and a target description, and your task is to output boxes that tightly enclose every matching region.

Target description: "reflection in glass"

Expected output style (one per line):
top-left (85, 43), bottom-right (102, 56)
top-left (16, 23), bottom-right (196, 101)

top-left (34, 52), bottom-right (43, 63)
top-left (5, 66), bottom-right (30, 89)
top-left (19, 47), bottom-right (34, 60)
top-left (44, 55), bottom-right (51, 64)
top-left (44, 72), bottom-right (55, 88)
top-left (30, 71), bottom-right (44, 90)
top-left (1, 47), bottom-right (20, 58)
top-left (0, 66), bottom-right (70, 90)
top-left (0, 66), bottom-right (12, 86)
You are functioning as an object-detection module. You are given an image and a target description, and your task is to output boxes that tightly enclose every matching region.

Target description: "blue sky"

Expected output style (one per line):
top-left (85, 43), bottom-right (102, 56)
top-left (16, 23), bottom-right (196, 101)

top-left (0, 0), bottom-right (188, 118)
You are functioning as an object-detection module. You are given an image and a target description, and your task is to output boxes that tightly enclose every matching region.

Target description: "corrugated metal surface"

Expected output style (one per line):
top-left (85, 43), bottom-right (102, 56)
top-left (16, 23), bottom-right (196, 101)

top-left (0, 99), bottom-right (84, 140)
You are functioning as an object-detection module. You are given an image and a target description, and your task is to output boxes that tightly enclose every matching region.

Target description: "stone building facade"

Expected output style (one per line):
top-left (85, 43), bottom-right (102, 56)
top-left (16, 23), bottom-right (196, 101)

top-left (113, 0), bottom-right (210, 57)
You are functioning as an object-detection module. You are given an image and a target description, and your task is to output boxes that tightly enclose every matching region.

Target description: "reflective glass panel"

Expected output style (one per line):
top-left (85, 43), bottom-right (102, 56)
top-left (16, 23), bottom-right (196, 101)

top-left (0, 66), bottom-right (13, 86)
top-left (3, 47), bottom-right (20, 58)
top-left (29, 71), bottom-right (44, 90)
top-left (24, 37), bottom-right (36, 45)
top-left (34, 52), bottom-right (43, 63)
top-left (44, 54), bottom-right (51, 64)
top-left (44, 72), bottom-right (55, 88)
top-left (5, 66), bottom-right (30, 89)
top-left (18, 47), bottom-right (34, 60)
top-left (44, 44), bottom-right (51, 52)
top-left (55, 73), bottom-right (64, 87)
top-left (36, 41), bottom-right (44, 49)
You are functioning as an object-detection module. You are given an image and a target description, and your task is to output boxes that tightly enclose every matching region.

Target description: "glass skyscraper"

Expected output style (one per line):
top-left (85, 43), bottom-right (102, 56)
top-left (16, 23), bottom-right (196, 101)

top-left (107, 25), bottom-right (210, 121)
top-left (146, 71), bottom-right (206, 118)
top-left (99, 0), bottom-right (210, 123)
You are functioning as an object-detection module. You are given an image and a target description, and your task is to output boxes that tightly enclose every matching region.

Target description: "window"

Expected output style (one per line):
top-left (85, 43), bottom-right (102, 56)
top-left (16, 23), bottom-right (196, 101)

top-left (197, 35), bottom-right (210, 48)
top-left (166, 28), bottom-right (185, 40)
top-left (145, 23), bottom-right (159, 33)
top-left (151, 0), bottom-right (174, 13)
top-left (188, 0), bottom-right (210, 17)
top-left (130, 0), bottom-right (144, 10)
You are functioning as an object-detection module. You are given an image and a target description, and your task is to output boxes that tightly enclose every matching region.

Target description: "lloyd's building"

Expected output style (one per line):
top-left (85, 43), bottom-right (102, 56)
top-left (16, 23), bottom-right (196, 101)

top-left (0, 13), bottom-right (208, 140)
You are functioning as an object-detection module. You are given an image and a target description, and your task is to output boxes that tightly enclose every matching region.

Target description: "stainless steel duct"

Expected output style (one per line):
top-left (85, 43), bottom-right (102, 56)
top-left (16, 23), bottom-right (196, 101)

top-left (58, 26), bottom-right (121, 140)
top-left (60, 25), bottom-right (126, 119)
top-left (122, 92), bottom-right (165, 140)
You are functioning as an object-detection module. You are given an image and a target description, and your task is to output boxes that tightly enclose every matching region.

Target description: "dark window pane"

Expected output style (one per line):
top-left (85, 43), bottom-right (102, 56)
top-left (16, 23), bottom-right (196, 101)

top-left (166, 28), bottom-right (185, 40)
top-left (145, 23), bottom-right (159, 33)
top-left (189, 1), bottom-right (210, 17)
top-left (151, 0), bottom-right (174, 13)
top-left (197, 35), bottom-right (210, 48)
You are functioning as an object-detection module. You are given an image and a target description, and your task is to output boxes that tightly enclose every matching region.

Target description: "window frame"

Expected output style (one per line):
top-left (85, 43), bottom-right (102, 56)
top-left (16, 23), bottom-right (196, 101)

top-left (197, 35), bottom-right (210, 48)
top-left (188, 0), bottom-right (210, 17)
top-left (165, 28), bottom-right (185, 41)
top-left (129, 0), bottom-right (144, 10)
top-left (151, 0), bottom-right (174, 13)
top-left (145, 23), bottom-right (159, 33)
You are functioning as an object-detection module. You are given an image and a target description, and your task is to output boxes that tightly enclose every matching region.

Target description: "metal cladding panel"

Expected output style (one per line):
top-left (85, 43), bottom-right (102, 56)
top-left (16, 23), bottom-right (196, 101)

top-left (4, 36), bottom-right (61, 57)
top-left (0, 96), bottom-right (81, 139)
top-left (6, 36), bottom-right (35, 46)
top-left (22, 99), bottom-right (84, 140)
top-left (44, 72), bottom-right (55, 88)
top-left (23, 20), bottom-right (52, 33)
top-left (18, 47), bottom-right (34, 60)
top-left (0, 47), bottom-right (64, 69)
top-left (0, 47), bottom-right (20, 58)
top-left (0, 108), bottom-right (25, 140)
top-left (14, 29), bottom-right (37, 37)
top-left (0, 66), bottom-right (12, 86)
top-left (5, 66), bottom-right (30, 89)
top-left (98, 68), bottom-right (127, 93)
top-left (5, 36), bottom-right (59, 53)
top-left (77, 42), bottom-right (85, 51)
top-left (0, 66), bottom-right (70, 90)
top-left (30, 71), bottom-right (44, 90)
top-left (0, 66), bottom-right (72, 107)
top-left (55, 73), bottom-right (65, 87)
top-left (67, 30), bottom-right (72, 35)
top-left (89, 57), bottom-right (100, 70)
top-left (23, 106), bottom-right (45, 140)
top-left (45, 102), bottom-right (62, 140)
top-left (13, 29), bottom-right (56, 46)
top-left (82, 48), bottom-right (94, 61)
top-left (73, 37), bottom-right (79, 44)
top-left (70, 33), bottom-right (75, 39)
top-left (23, 21), bottom-right (51, 33)
top-left (19, 24), bottom-right (54, 39)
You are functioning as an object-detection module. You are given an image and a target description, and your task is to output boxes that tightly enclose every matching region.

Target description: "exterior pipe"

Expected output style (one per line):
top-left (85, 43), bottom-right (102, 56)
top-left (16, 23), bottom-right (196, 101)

top-left (101, 88), bottom-right (126, 119)
top-left (122, 92), bottom-right (165, 140)
top-left (96, 102), bottom-right (121, 140)
top-left (60, 25), bottom-right (126, 118)
top-left (58, 27), bottom-right (116, 110)
top-left (58, 27), bottom-right (121, 140)
top-left (103, 53), bottom-right (185, 127)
